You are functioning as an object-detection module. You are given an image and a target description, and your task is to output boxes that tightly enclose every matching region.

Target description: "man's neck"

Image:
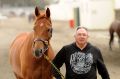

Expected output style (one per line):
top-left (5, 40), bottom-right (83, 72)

top-left (76, 42), bottom-right (87, 50)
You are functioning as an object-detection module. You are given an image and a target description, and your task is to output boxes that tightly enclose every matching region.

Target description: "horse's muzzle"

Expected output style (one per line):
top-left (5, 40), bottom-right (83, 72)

top-left (32, 38), bottom-right (49, 58)
top-left (33, 49), bottom-right (43, 58)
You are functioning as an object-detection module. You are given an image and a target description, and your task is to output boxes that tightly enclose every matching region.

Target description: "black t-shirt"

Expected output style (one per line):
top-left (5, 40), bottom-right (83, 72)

top-left (52, 42), bottom-right (110, 79)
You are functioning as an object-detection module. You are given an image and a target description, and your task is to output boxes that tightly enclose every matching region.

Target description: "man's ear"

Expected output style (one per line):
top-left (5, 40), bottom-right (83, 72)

top-left (87, 35), bottom-right (89, 38)
top-left (74, 34), bottom-right (76, 38)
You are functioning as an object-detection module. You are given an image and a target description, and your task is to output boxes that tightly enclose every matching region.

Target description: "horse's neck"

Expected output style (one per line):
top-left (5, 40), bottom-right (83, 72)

top-left (24, 32), bottom-right (34, 49)
top-left (47, 45), bottom-right (55, 60)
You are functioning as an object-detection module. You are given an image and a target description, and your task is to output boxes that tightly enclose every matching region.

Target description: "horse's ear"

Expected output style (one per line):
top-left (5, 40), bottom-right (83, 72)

top-left (35, 6), bottom-right (40, 17)
top-left (46, 7), bottom-right (50, 18)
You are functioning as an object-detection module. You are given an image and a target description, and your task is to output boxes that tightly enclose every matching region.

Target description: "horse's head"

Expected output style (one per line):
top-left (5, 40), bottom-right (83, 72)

top-left (33, 7), bottom-right (52, 58)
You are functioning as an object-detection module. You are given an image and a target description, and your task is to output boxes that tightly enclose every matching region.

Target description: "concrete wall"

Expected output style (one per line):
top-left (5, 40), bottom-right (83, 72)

top-left (48, 3), bottom-right (74, 21)
top-left (115, 0), bottom-right (120, 9)
top-left (80, 0), bottom-right (115, 30)
top-left (48, 0), bottom-right (115, 30)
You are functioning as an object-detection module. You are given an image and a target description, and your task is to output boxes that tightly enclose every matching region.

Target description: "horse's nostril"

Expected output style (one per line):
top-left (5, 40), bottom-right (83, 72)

top-left (34, 49), bottom-right (43, 57)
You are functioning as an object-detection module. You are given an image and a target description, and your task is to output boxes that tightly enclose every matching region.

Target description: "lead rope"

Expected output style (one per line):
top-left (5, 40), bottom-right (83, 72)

top-left (43, 53), bottom-right (65, 79)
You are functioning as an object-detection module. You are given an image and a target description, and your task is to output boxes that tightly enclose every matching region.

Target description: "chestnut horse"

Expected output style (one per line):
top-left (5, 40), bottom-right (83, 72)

top-left (109, 20), bottom-right (120, 50)
top-left (9, 7), bottom-right (55, 79)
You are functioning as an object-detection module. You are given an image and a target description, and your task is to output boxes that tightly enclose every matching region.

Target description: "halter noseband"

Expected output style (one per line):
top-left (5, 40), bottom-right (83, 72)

top-left (32, 38), bottom-right (49, 58)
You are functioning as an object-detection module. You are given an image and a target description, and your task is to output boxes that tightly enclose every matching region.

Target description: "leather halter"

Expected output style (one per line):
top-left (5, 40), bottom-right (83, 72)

top-left (32, 38), bottom-right (49, 58)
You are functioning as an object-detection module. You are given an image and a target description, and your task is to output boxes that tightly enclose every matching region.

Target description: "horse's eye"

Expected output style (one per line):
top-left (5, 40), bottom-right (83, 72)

top-left (47, 28), bottom-right (52, 33)
top-left (47, 29), bottom-right (50, 32)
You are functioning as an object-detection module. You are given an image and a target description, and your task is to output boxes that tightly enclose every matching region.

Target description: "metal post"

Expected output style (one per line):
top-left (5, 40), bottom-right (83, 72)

top-left (74, 7), bottom-right (80, 27)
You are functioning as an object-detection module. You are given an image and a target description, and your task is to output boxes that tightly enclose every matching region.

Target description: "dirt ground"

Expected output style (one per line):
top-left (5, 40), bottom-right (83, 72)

top-left (0, 17), bottom-right (120, 79)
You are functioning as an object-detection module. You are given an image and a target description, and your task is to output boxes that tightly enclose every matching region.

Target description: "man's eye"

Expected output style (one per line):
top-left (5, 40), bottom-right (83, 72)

top-left (77, 34), bottom-right (87, 36)
top-left (83, 34), bottom-right (87, 36)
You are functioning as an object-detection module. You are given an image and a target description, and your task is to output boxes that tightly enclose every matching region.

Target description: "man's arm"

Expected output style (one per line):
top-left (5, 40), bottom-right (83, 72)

top-left (97, 49), bottom-right (110, 79)
top-left (52, 47), bottom-right (66, 79)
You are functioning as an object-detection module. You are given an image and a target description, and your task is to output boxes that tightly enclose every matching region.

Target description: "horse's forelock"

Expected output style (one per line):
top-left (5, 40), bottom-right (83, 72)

top-left (35, 14), bottom-right (51, 25)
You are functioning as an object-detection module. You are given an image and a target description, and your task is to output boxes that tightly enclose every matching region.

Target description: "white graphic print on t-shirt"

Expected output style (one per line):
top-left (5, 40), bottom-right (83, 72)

top-left (70, 52), bottom-right (93, 74)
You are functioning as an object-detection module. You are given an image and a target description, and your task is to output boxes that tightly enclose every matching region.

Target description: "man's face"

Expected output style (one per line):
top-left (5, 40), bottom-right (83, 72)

top-left (75, 28), bottom-right (88, 45)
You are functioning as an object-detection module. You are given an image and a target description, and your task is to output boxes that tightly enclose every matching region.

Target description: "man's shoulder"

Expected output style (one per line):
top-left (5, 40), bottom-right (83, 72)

top-left (88, 43), bottom-right (100, 52)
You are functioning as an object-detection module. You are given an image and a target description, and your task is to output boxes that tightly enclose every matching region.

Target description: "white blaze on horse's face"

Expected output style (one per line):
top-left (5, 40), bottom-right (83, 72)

top-left (40, 23), bottom-right (44, 27)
